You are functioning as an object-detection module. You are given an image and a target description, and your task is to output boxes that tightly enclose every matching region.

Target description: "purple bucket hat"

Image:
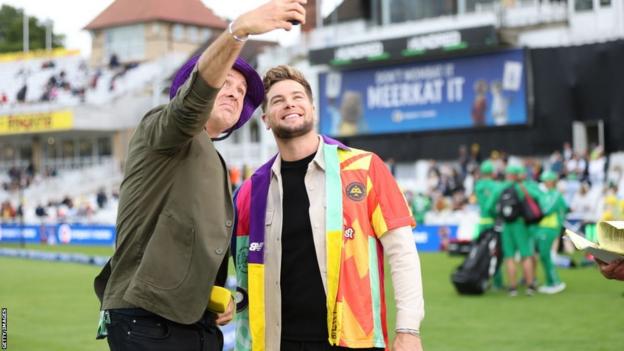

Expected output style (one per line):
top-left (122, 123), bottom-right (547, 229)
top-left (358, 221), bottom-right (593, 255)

top-left (169, 55), bottom-right (264, 133)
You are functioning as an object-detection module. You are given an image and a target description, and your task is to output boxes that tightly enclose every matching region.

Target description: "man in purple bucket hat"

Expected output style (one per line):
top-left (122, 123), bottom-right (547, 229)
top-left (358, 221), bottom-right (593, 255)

top-left (168, 55), bottom-right (264, 139)
top-left (93, 1), bottom-right (307, 350)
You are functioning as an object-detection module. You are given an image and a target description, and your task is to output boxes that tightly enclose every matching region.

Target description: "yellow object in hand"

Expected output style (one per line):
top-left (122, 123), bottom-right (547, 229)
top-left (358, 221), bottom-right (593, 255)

top-left (208, 286), bottom-right (232, 313)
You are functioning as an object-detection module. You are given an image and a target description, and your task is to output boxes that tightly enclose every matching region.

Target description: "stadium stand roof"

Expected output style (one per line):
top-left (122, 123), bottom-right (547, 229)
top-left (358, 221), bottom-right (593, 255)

top-left (84, 0), bottom-right (227, 30)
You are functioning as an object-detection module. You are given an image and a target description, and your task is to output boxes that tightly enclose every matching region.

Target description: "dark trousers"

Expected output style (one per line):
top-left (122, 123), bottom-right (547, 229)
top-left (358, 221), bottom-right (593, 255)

top-left (281, 339), bottom-right (383, 351)
top-left (106, 309), bottom-right (223, 351)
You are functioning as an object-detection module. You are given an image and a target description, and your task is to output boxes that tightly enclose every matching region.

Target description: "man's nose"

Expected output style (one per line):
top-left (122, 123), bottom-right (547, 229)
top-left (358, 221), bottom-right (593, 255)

top-left (224, 86), bottom-right (242, 100)
top-left (284, 97), bottom-right (297, 108)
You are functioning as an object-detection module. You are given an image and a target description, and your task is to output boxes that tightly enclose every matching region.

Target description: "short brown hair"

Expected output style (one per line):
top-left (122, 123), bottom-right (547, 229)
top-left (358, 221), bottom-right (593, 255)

top-left (262, 65), bottom-right (313, 111)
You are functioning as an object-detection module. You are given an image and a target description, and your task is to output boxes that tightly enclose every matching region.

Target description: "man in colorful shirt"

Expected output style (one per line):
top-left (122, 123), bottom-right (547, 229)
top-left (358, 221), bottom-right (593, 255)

top-left (535, 171), bottom-right (567, 294)
top-left (232, 66), bottom-right (424, 351)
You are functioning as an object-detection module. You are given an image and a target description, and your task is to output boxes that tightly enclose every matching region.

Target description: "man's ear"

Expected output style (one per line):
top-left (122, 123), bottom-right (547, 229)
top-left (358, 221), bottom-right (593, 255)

top-left (261, 113), bottom-right (270, 130)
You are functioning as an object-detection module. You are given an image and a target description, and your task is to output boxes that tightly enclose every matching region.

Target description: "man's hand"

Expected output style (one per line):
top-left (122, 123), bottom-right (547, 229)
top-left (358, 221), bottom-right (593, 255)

top-left (232, 0), bottom-right (307, 37)
top-left (215, 299), bottom-right (235, 326)
top-left (392, 332), bottom-right (423, 351)
top-left (596, 258), bottom-right (624, 281)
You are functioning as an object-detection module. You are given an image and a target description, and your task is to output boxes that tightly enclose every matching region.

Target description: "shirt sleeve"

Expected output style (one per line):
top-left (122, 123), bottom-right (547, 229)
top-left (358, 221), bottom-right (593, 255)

top-left (380, 226), bottom-right (425, 330)
top-left (368, 154), bottom-right (416, 237)
top-left (142, 65), bottom-right (220, 152)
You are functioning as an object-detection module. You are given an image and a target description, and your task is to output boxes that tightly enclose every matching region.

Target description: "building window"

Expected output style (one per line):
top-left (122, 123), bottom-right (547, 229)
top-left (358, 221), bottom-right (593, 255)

top-left (188, 26), bottom-right (199, 43)
top-left (62, 140), bottom-right (75, 159)
top-left (249, 119), bottom-right (260, 143)
top-left (2, 144), bottom-right (15, 161)
top-left (388, 0), bottom-right (456, 23)
top-left (152, 22), bottom-right (161, 36)
top-left (19, 144), bottom-right (32, 160)
top-left (465, 0), bottom-right (496, 12)
top-left (104, 24), bottom-right (146, 62)
top-left (600, 0), bottom-right (612, 7)
top-left (173, 24), bottom-right (184, 41)
top-left (231, 130), bottom-right (241, 144)
top-left (98, 137), bottom-right (112, 156)
top-left (79, 139), bottom-right (93, 157)
top-left (46, 137), bottom-right (58, 159)
top-left (201, 28), bottom-right (212, 41)
top-left (575, 0), bottom-right (593, 11)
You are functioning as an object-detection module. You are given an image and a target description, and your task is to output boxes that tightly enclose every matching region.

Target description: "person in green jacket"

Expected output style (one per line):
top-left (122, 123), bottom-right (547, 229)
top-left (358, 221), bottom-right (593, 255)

top-left (535, 171), bottom-right (567, 294)
top-left (487, 164), bottom-right (536, 296)
top-left (518, 165), bottom-right (543, 287)
top-left (474, 160), bottom-right (504, 289)
top-left (93, 1), bottom-right (306, 350)
top-left (474, 160), bottom-right (497, 236)
top-left (411, 192), bottom-right (431, 225)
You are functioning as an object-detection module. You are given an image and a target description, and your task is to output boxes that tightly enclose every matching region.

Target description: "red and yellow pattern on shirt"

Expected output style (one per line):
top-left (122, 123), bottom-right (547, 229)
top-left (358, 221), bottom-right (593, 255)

top-left (333, 148), bottom-right (415, 348)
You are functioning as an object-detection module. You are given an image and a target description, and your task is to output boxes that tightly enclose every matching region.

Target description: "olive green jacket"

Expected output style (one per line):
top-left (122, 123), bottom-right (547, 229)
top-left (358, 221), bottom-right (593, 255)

top-left (94, 67), bottom-right (234, 324)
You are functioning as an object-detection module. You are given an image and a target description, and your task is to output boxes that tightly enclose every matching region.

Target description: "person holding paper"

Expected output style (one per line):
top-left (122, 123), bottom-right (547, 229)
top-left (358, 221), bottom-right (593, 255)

top-left (566, 221), bottom-right (624, 280)
top-left (597, 259), bottom-right (624, 280)
top-left (594, 221), bottom-right (624, 281)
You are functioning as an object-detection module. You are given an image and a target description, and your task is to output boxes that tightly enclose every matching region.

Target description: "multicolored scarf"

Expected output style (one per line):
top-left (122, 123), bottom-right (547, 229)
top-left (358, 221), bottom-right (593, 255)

top-left (233, 136), bottom-right (414, 350)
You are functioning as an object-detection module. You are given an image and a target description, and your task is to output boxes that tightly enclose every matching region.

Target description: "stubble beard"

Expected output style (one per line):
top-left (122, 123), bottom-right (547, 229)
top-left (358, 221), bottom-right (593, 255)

top-left (272, 118), bottom-right (315, 140)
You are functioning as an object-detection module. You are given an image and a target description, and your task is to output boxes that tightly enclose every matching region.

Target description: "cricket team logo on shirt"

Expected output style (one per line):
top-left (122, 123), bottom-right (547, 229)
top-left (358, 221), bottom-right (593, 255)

top-left (344, 227), bottom-right (355, 239)
top-left (345, 182), bottom-right (366, 201)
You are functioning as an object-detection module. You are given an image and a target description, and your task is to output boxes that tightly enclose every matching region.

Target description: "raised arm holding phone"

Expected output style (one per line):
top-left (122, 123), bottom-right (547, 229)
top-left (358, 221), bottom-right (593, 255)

top-left (93, 2), bottom-right (307, 351)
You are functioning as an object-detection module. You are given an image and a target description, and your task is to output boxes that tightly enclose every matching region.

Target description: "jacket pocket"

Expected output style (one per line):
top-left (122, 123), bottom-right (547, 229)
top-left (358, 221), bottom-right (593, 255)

top-left (265, 208), bottom-right (274, 226)
top-left (136, 211), bottom-right (196, 290)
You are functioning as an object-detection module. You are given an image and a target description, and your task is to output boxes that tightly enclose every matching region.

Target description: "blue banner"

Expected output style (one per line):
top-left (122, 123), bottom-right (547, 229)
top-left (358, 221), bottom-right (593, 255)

top-left (1, 223), bottom-right (456, 253)
top-left (0, 223), bottom-right (115, 246)
top-left (413, 225), bottom-right (458, 252)
top-left (318, 49), bottom-right (528, 136)
top-left (55, 224), bottom-right (115, 245)
top-left (0, 224), bottom-right (41, 243)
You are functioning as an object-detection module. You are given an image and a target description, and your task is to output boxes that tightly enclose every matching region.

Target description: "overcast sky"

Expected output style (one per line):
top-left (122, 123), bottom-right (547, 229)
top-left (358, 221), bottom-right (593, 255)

top-left (0, 0), bottom-right (341, 56)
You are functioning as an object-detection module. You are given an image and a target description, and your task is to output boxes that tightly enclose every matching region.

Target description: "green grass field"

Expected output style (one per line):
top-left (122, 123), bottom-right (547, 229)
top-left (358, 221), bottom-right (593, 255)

top-left (1, 244), bottom-right (623, 350)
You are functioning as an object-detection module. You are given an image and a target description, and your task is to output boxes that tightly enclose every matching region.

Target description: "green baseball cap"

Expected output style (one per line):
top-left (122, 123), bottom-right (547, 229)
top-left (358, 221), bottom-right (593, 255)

top-left (540, 171), bottom-right (558, 182)
top-left (480, 160), bottom-right (494, 174)
top-left (518, 166), bottom-right (527, 175)
top-left (505, 164), bottom-right (522, 175)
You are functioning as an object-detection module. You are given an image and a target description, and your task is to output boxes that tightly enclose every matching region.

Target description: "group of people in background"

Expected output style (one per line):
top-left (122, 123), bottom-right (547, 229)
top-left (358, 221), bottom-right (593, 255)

top-left (0, 52), bottom-right (140, 107)
top-left (421, 142), bottom-right (618, 215)
top-left (475, 161), bottom-right (568, 296)
top-left (399, 139), bottom-right (623, 295)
